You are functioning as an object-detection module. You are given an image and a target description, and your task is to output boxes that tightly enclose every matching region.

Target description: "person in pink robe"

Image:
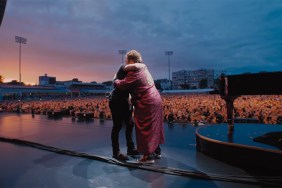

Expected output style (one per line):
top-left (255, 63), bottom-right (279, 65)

top-left (114, 50), bottom-right (165, 163)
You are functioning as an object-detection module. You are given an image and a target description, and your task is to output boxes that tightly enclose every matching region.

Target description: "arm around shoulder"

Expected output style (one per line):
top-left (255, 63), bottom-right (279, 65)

top-left (114, 71), bottom-right (138, 90)
top-left (123, 63), bottom-right (146, 72)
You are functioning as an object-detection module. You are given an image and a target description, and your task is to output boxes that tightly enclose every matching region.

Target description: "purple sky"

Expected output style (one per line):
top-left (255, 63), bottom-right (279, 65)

top-left (0, 0), bottom-right (282, 84)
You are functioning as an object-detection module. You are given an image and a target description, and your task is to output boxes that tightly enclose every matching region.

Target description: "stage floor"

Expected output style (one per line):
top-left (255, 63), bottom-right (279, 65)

top-left (0, 113), bottom-right (272, 188)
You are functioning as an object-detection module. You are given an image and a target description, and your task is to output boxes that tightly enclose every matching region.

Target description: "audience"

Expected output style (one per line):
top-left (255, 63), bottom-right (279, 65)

top-left (0, 94), bottom-right (281, 124)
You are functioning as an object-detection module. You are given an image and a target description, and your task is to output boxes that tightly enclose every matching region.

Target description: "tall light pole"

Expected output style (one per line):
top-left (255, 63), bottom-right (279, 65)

top-left (118, 50), bottom-right (127, 64)
top-left (15, 36), bottom-right (27, 83)
top-left (165, 51), bottom-right (173, 90)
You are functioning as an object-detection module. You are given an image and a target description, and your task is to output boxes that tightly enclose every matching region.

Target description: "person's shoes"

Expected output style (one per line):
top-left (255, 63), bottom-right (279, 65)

top-left (153, 151), bottom-right (161, 159)
top-left (127, 148), bottom-right (141, 156)
top-left (112, 152), bottom-right (128, 161)
top-left (153, 146), bottom-right (161, 159)
top-left (137, 155), bottom-right (154, 164)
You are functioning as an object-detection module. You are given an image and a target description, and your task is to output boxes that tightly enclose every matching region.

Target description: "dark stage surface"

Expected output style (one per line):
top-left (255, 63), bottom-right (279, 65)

top-left (0, 113), bottom-right (276, 188)
top-left (197, 124), bottom-right (282, 151)
top-left (196, 124), bottom-right (282, 174)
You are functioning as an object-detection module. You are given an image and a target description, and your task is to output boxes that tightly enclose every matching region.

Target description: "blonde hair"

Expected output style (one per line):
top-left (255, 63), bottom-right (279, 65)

top-left (126, 50), bottom-right (142, 63)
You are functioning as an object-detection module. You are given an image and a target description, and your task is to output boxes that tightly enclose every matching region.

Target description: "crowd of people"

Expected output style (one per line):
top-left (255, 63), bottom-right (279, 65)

top-left (0, 96), bottom-right (111, 119)
top-left (162, 94), bottom-right (281, 124)
top-left (0, 93), bottom-right (281, 124)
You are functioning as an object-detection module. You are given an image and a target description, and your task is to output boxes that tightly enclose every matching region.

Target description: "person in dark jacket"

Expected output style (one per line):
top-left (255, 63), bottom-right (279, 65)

top-left (108, 64), bottom-right (139, 160)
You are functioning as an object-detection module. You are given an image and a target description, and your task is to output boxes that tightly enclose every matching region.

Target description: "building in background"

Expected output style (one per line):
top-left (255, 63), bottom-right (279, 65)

top-left (39, 74), bottom-right (56, 86)
top-left (0, 74), bottom-right (109, 101)
top-left (38, 74), bottom-right (108, 95)
top-left (154, 79), bottom-right (171, 90)
top-left (172, 69), bottom-right (214, 90)
top-left (56, 78), bottom-right (82, 87)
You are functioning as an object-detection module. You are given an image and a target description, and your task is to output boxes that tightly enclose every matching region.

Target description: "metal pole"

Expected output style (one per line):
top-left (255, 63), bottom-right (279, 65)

top-left (19, 42), bottom-right (21, 83)
top-left (118, 50), bottom-right (126, 64)
top-left (15, 36), bottom-right (27, 84)
top-left (168, 55), bottom-right (170, 85)
top-left (122, 54), bottom-right (124, 65)
top-left (165, 51), bottom-right (173, 90)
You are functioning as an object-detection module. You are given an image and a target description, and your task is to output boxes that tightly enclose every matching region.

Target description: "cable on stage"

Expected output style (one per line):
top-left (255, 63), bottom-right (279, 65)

top-left (0, 136), bottom-right (281, 187)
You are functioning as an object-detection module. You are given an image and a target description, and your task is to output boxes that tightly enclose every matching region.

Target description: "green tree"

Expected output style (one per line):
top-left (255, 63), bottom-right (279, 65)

top-left (180, 83), bottom-right (190, 89)
top-left (102, 81), bottom-right (113, 86)
top-left (214, 77), bottom-right (221, 89)
top-left (0, 75), bottom-right (4, 83)
top-left (199, 79), bottom-right (208, 89)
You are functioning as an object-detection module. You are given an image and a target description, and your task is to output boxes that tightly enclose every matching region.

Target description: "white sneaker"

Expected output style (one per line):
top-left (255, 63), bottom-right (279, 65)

top-left (154, 153), bottom-right (161, 159)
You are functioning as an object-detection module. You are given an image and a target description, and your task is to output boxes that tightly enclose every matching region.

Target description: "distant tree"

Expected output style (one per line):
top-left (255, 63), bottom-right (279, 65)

top-left (213, 73), bottom-right (227, 90)
top-left (214, 77), bottom-right (221, 89)
top-left (6, 80), bottom-right (24, 85)
top-left (199, 79), bottom-right (208, 89)
top-left (0, 75), bottom-right (3, 83)
top-left (154, 81), bottom-right (162, 90)
top-left (102, 81), bottom-right (113, 86)
top-left (180, 83), bottom-right (190, 89)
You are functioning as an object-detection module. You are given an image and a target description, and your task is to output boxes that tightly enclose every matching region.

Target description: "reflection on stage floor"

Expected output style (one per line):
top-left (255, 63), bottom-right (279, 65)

top-left (0, 113), bottom-right (278, 188)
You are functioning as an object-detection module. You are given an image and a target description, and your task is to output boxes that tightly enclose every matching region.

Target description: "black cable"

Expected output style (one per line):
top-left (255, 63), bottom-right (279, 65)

top-left (0, 136), bottom-right (281, 187)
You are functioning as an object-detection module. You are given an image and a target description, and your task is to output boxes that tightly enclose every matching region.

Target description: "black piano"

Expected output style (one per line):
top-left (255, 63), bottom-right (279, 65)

top-left (219, 71), bottom-right (282, 126)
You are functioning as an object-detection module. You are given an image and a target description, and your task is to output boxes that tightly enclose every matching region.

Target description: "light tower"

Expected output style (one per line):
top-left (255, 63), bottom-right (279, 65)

top-left (15, 36), bottom-right (27, 83)
top-left (165, 51), bottom-right (173, 90)
top-left (118, 50), bottom-right (127, 64)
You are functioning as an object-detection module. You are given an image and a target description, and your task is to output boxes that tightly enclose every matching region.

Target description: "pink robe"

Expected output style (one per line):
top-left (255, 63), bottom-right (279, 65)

top-left (114, 67), bottom-right (165, 155)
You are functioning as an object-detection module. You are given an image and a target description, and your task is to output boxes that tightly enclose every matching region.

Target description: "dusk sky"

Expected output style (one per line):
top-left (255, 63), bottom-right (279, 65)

top-left (0, 0), bottom-right (282, 84)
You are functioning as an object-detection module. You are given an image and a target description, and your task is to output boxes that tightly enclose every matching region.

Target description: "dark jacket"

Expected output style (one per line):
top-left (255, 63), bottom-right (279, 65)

top-left (109, 65), bottom-right (129, 101)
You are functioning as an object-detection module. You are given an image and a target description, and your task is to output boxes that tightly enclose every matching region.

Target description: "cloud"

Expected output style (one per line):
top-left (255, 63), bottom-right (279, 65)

top-left (0, 0), bottom-right (282, 84)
